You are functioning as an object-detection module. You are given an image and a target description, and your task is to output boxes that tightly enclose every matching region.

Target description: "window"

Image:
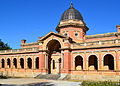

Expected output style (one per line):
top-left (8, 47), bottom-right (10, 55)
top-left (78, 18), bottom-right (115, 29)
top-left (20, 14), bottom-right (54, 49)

top-left (75, 33), bottom-right (78, 37)
top-left (64, 33), bottom-right (68, 36)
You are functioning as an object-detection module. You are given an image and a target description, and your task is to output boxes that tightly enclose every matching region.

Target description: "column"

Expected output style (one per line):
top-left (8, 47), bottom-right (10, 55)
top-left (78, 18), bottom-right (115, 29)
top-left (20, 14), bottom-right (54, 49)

top-left (5, 57), bottom-right (7, 69)
top-left (83, 52), bottom-right (87, 70)
top-left (17, 56), bottom-right (20, 69)
top-left (32, 56), bottom-right (34, 70)
top-left (115, 51), bottom-right (119, 70)
top-left (99, 52), bottom-right (102, 70)
top-left (39, 52), bottom-right (46, 73)
top-left (62, 50), bottom-right (71, 73)
top-left (25, 56), bottom-right (27, 69)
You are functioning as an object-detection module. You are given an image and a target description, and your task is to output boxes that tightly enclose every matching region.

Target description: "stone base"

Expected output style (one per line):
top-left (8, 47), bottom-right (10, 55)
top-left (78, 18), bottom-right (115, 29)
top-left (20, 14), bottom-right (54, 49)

top-left (69, 74), bottom-right (120, 81)
top-left (0, 71), bottom-right (40, 78)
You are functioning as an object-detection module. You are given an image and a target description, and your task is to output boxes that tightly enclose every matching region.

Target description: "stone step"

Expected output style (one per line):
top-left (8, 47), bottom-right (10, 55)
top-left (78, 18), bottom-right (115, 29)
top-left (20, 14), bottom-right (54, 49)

top-left (35, 74), bottom-right (61, 80)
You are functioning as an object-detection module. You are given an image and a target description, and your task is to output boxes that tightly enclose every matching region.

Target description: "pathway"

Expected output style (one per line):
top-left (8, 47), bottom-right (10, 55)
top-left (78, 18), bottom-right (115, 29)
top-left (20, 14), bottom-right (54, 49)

top-left (0, 78), bottom-right (81, 86)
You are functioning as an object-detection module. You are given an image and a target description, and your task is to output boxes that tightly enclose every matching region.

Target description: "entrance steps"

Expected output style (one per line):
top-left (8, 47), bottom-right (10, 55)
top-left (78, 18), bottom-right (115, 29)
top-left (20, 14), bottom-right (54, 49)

top-left (59, 74), bottom-right (69, 80)
top-left (35, 74), bottom-right (61, 80)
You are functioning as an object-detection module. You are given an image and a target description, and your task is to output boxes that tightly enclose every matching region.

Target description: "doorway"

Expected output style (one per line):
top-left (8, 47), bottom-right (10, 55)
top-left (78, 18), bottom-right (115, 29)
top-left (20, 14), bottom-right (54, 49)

top-left (47, 40), bottom-right (61, 74)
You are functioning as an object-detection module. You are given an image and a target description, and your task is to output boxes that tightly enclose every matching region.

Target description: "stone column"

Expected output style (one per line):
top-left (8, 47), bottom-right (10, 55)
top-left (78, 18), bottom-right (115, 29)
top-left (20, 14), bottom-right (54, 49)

top-left (32, 56), bottom-right (34, 69)
top-left (62, 50), bottom-right (71, 73)
top-left (34, 57), bottom-right (36, 70)
top-left (60, 38), bottom-right (71, 74)
top-left (5, 57), bottom-right (7, 69)
top-left (115, 51), bottom-right (119, 70)
top-left (70, 53), bottom-right (74, 70)
top-left (17, 56), bottom-right (20, 69)
top-left (25, 56), bottom-right (27, 69)
top-left (83, 52), bottom-right (87, 70)
top-left (39, 52), bottom-right (46, 73)
top-left (11, 58), bottom-right (14, 69)
top-left (99, 52), bottom-right (102, 70)
top-left (61, 52), bottom-right (64, 69)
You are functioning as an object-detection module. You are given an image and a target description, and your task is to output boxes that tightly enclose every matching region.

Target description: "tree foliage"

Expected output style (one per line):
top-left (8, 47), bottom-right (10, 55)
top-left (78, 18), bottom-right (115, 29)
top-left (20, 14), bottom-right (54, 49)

top-left (0, 39), bottom-right (11, 50)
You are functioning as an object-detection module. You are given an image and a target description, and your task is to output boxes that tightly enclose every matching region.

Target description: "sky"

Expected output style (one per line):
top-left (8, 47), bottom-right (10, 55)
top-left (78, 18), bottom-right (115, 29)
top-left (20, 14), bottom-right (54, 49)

top-left (0, 0), bottom-right (120, 49)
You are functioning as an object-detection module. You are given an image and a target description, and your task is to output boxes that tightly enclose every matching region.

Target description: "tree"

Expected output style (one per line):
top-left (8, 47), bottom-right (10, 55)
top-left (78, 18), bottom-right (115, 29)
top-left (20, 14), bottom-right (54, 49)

top-left (0, 39), bottom-right (11, 50)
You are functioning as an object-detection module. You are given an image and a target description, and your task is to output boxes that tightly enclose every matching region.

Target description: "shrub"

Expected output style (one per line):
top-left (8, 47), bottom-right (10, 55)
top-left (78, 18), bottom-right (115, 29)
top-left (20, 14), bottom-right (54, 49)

top-left (82, 81), bottom-right (119, 86)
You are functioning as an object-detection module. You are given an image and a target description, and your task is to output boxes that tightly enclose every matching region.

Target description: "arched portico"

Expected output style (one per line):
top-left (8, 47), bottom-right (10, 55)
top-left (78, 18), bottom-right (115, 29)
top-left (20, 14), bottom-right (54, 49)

top-left (46, 39), bottom-right (61, 74)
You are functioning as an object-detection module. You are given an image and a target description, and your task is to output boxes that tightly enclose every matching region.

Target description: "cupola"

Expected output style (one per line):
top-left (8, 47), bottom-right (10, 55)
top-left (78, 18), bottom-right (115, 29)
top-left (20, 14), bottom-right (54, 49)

top-left (56, 3), bottom-right (89, 43)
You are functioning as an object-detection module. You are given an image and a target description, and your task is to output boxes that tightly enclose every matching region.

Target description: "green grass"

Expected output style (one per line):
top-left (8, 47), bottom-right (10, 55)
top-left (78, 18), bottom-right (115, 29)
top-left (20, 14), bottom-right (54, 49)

top-left (82, 81), bottom-right (119, 86)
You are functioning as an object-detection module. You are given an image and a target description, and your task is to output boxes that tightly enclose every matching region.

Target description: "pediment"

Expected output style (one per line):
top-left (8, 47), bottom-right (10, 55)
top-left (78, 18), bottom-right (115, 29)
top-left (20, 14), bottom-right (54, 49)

top-left (39, 32), bottom-right (68, 41)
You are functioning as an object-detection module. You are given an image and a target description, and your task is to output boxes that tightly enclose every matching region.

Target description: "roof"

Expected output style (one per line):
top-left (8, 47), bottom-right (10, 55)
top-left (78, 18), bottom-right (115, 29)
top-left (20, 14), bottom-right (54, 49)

top-left (60, 3), bottom-right (83, 21)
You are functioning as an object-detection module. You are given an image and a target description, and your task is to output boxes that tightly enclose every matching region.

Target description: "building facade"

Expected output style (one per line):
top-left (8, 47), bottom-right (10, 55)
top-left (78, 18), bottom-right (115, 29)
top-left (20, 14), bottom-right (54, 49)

top-left (0, 3), bottom-right (120, 81)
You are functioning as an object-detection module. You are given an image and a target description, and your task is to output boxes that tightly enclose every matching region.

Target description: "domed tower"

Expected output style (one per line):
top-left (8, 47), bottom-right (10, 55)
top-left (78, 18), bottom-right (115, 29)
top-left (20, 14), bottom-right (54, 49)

top-left (56, 3), bottom-right (89, 42)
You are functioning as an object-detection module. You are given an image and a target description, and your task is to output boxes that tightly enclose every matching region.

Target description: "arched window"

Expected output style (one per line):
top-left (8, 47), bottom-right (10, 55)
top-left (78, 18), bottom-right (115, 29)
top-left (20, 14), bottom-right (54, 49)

top-left (28, 58), bottom-right (32, 69)
top-left (104, 54), bottom-right (114, 70)
top-left (1, 59), bottom-right (5, 68)
top-left (88, 55), bottom-right (98, 70)
top-left (75, 56), bottom-right (83, 70)
top-left (13, 58), bottom-right (17, 68)
top-left (7, 58), bottom-right (11, 68)
top-left (20, 58), bottom-right (24, 69)
top-left (35, 57), bottom-right (39, 69)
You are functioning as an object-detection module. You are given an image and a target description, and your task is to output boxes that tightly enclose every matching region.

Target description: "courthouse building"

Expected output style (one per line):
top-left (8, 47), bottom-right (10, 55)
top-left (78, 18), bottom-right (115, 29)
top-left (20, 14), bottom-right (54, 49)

top-left (0, 3), bottom-right (120, 81)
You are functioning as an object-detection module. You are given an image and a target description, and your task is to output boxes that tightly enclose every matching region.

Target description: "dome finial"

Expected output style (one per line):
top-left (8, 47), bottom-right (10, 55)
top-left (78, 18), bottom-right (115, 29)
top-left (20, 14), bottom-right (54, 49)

top-left (70, 0), bottom-right (73, 8)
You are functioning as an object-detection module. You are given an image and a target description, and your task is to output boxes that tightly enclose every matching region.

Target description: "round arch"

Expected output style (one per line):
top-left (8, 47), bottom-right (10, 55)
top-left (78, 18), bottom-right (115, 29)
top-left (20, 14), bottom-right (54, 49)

top-left (13, 58), bottom-right (17, 68)
top-left (46, 39), bottom-right (61, 53)
top-left (1, 59), bottom-right (5, 68)
top-left (102, 53), bottom-right (115, 60)
top-left (87, 54), bottom-right (99, 61)
top-left (35, 57), bottom-right (39, 69)
top-left (45, 38), bottom-right (63, 50)
top-left (7, 58), bottom-right (11, 68)
top-left (75, 55), bottom-right (83, 70)
top-left (27, 58), bottom-right (32, 69)
top-left (103, 54), bottom-right (114, 70)
top-left (46, 39), bottom-right (62, 74)
top-left (20, 58), bottom-right (24, 69)
top-left (88, 55), bottom-right (98, 70)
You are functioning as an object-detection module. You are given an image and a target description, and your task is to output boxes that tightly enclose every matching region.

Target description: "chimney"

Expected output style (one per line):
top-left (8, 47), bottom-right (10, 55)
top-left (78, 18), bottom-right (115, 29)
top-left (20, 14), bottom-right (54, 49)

top-left (21, 39), bottom-right (26, 44)
top-left (116, 25), bottom-right (120, 32)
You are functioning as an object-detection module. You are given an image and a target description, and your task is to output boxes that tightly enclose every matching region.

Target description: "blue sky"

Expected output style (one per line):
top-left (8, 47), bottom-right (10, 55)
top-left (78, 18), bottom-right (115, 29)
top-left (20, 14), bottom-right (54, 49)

top-left (0, 0), bottom-right (120, 49)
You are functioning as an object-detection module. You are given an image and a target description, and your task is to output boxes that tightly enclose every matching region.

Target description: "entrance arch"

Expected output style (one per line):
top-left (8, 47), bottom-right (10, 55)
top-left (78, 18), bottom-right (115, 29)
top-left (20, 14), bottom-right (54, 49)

top-left (46, 39), bottom-right (61, 74)
top-left (103, 54), bottom-right (114, 70)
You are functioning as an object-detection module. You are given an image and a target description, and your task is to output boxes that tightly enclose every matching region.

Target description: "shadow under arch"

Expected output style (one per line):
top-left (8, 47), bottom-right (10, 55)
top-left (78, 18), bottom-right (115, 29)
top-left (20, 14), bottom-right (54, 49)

top-left (75, 55), bottom-right (83, 70)
top-left (88, 55), bottom-right (98, 70)
top-left (103, 54), bottom-right (114, 70)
